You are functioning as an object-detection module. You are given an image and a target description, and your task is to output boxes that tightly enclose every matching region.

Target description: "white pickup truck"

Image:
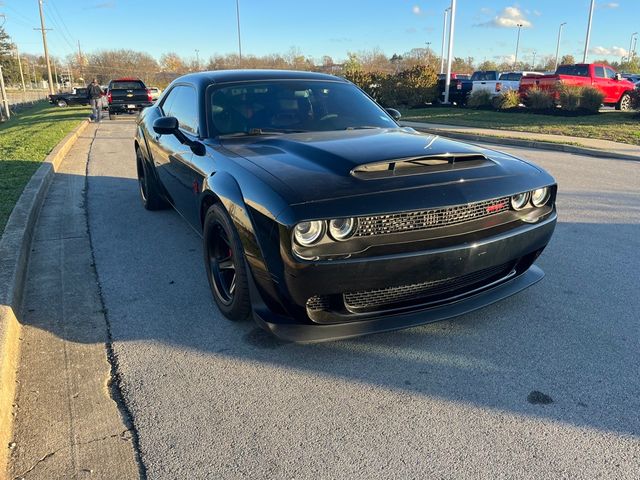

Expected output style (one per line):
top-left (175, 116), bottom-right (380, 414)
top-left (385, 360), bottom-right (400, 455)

top-left (471, 71), bottom-right (544, 97)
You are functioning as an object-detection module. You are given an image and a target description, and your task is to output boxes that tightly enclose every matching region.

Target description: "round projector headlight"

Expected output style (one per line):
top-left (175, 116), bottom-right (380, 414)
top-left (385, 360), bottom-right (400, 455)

top-left (328, 217), bottom-right (356, 241)
top-left (294, 221), bottom-right (325, 246)
top-left (511, 192), bottom-right (530, 211)
top-left (531, 187), bottom-right (550, 207)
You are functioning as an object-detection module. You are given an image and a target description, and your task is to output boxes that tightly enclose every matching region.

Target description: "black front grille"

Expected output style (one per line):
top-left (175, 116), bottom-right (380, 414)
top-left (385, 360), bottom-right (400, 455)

top-left (354, 197), bottom-right (510, 237)
top-left (343, 262), bottom-right (515, 313)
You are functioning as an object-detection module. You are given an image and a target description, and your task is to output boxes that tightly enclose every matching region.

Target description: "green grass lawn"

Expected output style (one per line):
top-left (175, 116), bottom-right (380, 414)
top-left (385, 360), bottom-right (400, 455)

top-left (0, 102), bottom-right (89, 233)
top-left (400, 107), bottom-right (640, 146)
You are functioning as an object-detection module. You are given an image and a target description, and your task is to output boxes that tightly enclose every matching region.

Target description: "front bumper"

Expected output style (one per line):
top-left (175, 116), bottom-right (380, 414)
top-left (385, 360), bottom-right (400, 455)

top-left (255, 264), bottom-right (544, 343)
top-left (250, 212), bottom-right (556, 342)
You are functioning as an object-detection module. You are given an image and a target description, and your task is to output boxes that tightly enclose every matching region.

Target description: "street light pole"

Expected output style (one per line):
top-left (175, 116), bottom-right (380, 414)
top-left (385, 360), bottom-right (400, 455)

top-left (443, 0), bottom-right (457, 104)
top-left (582, 0), bottom-right (595, 63)
top-left (513, 23), bottom-right (523, 69)
top-left (440, 8), bottom-right (449, 74)
top-left (628, 32), bottom-right (638, 62)
top-left (425, 41), bottom-right (432, 65)
top-left (236, 0), bottom-right (242, 62)
top-left (554, 22), bottom-right (567, 71)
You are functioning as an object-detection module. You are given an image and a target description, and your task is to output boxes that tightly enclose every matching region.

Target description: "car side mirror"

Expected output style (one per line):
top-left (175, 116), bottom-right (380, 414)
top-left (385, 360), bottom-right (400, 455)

top-left (153, 116), bottom-right (205, 156)
top-left (386, 108), bottom-right (402, 121)
top-left (153, 116), bottom-right (179, 135)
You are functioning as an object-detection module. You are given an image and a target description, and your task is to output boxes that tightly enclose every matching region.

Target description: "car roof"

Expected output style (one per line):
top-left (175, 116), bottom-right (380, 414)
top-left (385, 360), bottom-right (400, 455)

top-left (172, 69), bottom-right (348, 87)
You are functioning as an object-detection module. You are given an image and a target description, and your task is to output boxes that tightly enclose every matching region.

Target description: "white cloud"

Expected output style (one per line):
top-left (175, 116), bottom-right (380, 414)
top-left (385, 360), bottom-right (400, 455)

top-left (493, 54), bottom-right (516, 63)
top-left (477, 6), bottom-right (533, 28)
top-left (590, 45), bottom-right (628, 56)
top-left (412, 5), bottom-right (422, 15)
top-left (599, 2), bottom-right (619, 8)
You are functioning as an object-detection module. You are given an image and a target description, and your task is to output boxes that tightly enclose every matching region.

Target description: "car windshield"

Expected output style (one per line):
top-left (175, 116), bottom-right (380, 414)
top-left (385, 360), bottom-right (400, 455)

top-left (208, 80), bottom-right (396, 136)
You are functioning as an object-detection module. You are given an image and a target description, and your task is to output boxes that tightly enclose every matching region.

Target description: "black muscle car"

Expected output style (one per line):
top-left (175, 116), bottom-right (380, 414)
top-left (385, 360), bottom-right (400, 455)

top-left (134, 70), bottom-right (557, 342)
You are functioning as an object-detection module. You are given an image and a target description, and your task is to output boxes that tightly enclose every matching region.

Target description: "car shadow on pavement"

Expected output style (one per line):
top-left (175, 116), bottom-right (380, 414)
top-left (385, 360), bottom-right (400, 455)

top-left (16, 170), bottom-right (640, 440)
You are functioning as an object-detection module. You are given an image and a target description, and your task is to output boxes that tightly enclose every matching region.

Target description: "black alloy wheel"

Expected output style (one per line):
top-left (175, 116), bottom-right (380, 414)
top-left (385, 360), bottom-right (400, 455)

top-left (203, 204), bottom-right (251, 321)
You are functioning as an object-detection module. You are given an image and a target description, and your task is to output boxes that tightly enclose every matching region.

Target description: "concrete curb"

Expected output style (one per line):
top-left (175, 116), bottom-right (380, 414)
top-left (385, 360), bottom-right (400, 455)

top-left (0, 119), bottom-right (89, 475)
top-left (404, 125), bottom-right (640, 162)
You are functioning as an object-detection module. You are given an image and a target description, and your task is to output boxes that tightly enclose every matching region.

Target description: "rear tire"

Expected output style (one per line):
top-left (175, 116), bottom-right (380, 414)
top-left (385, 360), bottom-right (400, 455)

top-left (57, 99), bottom-right (68, 107)
top-left (203, 204), bottom-right (251, 321)
top-left (616, 93), bottom-right (632, 111)
top-left (136, 149), bottom-right (168, 211)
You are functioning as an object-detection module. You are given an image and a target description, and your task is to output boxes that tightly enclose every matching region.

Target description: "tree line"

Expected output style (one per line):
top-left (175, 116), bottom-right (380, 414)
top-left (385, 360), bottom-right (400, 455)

top-left (1, 25), bottom-right (638, 91)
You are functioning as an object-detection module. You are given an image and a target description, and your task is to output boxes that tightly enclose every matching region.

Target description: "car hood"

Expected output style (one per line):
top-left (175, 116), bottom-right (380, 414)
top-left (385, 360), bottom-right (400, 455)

top-left (217, 128), bottom-right (553, 219)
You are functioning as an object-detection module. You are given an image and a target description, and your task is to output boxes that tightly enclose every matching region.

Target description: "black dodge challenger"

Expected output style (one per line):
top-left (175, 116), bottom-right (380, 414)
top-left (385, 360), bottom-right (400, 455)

top-left (134, 70), bottom-right (557, 342)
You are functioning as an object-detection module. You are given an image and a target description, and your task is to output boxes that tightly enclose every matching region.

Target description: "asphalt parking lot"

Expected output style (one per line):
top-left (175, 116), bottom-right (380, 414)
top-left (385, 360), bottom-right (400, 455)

top-left (41, 117), bottom-right (640, 478)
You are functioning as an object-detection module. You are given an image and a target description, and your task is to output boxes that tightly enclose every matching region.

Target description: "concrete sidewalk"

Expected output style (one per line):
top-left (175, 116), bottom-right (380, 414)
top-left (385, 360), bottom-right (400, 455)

top-left (8, 125), bottom-right (140, 479)
top-left (402, 121), bottom-right (640, 161)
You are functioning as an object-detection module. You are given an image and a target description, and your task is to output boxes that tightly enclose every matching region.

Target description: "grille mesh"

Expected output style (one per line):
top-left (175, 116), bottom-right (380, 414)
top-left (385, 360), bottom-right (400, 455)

top-left (354, 197), bottom-right (510, 237)
top-left (343, 262), bottom-right (514, 312)
top-left (306, 295), bottom-right (331, 311)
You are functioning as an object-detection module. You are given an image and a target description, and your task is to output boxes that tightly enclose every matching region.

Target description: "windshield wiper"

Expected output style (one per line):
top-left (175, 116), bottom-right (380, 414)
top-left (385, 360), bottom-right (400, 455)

top-left (345, 126), bottom-right (382, 130)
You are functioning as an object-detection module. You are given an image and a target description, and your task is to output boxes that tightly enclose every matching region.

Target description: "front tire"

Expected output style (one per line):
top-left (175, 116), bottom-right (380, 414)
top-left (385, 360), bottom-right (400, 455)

top-left (57, 99), bottom-right (68, 107)
top-left (136, 149), bottom-right (168, 211)
top-left (203, 204), bottom-right (251, 321)
top-left (616, 93), bottom-right (632, 111)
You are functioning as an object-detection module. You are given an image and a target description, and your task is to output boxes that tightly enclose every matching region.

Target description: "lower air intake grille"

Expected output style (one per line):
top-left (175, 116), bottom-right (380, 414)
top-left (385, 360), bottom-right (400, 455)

top-left (343, 262), bottom-right (514, 313)
top-left (354, 197), bottom-right (510, 237)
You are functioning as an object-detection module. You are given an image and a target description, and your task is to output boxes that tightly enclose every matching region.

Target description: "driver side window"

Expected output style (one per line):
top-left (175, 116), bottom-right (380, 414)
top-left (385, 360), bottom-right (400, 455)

top-left (160, 85), bottom-right (199, 135)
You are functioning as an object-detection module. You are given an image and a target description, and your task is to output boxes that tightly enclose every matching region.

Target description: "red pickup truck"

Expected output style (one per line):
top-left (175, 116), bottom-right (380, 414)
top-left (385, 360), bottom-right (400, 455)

top-left (519, 63), bottom-right (636, 110)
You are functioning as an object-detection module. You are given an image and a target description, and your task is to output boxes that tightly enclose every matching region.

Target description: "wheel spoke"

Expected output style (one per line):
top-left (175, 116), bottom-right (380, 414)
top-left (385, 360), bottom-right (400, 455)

top-left (229, 275), bottom-right (236, 294)
top-left (219, 258), bottom-right (234, 270)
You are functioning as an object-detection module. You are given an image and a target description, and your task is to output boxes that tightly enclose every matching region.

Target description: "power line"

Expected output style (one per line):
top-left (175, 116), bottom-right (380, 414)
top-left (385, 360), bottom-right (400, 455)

top-left (48, 0), bottom-right (75, 43)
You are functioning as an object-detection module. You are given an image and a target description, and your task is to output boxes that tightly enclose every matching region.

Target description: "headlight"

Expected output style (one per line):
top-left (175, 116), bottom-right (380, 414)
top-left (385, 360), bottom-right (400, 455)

top-left (294, 221), bottom-right (325, 246)
top-left (510, 192), bottom-right (530, 211)
top-left (531, 187), bottom-right (550, 207)
top-left (328, 217), bottom-right (357, 241)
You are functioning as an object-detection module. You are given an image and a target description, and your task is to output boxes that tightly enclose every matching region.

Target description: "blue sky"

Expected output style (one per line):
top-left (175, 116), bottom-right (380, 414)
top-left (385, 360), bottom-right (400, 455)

top-left (2, 0), bottom-right (638, 64)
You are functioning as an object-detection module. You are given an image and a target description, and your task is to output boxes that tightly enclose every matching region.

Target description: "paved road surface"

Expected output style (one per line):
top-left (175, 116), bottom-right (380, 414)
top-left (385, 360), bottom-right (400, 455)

top-left (82, 118), bottom-right (639, 478)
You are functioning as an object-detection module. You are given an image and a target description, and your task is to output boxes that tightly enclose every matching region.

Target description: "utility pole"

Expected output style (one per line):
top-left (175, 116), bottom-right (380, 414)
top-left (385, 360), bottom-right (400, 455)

top-left (440, 7), bottom-right (449, 74)
top-left (632, 36), bottom-right (638, 60)
top-left (443, 0), bottom-right (457, 104)
top-left (236, 0), bottom-right (242, 61)
top-left (532, 51), bottom-right (536, 69)
top-left (583, 0), bottom-right (595, 63)
top-left (15, 45), bottom-right (26, 92)
top-left (0, 65), bottom-right (10, 121)
top-left (513, 23), bottom-right (523, 69)
top-left (554, 22), bottom-right (567, 71)
top-left (77, 40), bottom-right (85, 82)
top-left (32, 64), bottom-right (37, 88)
top-left (35, 0), bottom-right (55, 95)
top-left (53, 61), bottom-right (59, 91)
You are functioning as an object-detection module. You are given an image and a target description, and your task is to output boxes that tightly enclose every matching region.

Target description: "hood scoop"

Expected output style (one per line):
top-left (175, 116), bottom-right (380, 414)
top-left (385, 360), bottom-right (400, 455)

top-left (351, 153), bottom-right (493, 179)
